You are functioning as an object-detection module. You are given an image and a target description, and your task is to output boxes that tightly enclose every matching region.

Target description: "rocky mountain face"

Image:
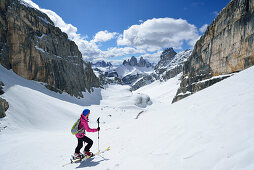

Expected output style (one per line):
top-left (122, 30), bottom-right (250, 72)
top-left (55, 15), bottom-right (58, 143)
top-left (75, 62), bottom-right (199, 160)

top-left (98, 74), bottom-right (122, 85)
top-left (0, 81), bottom-right (4, 95)
top-left (154, 48), bottom-right (177, 74)
top-left (91, 60), bottom-right (122, 85)
top-left (122, 74), bottom-right (144, 85)
top-left (0, 97), bottom-right (8, 118)
top-left (155, 48), bottom-right (192, 81)
top-left (173, 0), bottom-right (254, 103)
top-left (131, 49), bottom-right (192, 91)
top-left (130, 74), bottom-right (157, 91)
top-left (0, 81), bottom-right (8, 118)
top-left (83, 62), bottom-right (101, 91)
top-left (123, 56), bottom-right (152, 68)
top-left (0, 0), bottom-right (100, 98)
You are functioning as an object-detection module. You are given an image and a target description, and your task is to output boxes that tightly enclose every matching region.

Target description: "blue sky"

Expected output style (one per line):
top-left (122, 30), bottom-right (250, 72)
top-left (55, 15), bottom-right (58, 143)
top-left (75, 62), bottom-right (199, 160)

top-left (27, 0), bottom-right (230, 64)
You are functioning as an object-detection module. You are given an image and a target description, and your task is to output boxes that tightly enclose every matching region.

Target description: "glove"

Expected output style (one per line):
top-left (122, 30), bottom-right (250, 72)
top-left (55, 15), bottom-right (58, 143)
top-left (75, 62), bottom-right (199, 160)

top-left (97, 127), bottom-right (100, 131)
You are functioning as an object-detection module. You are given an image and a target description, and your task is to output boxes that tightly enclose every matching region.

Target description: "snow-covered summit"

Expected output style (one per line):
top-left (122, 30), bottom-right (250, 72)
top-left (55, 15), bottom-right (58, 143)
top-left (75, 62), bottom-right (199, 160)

top-left (155, 48), bottom-right (192, 77)
top-left (165, 49), bottom-right (192, 70)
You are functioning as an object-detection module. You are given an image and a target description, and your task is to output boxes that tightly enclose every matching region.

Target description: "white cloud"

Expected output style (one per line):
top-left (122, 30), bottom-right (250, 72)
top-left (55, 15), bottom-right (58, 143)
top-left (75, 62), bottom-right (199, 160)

top-left (140, 51), bottom-right (163, 63)
top-left (199, 24), bottom-right (209, 33)
top-left (103, 47), bottom-right (145, 58)
top-left (109, 60), bottom-right (125, 66)
top-left (92, 30), bottom-right (118, 43)
top-left (22, 0), bottom-right (142, 62)
top-left (117, 18), bottom-right (200, 51)
top-left (22, 0), bottom-right (103, 61)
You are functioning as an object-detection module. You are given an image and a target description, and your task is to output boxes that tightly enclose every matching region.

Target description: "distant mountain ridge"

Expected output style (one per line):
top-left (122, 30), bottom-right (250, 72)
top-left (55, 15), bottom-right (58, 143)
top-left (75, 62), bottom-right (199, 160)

top-left (92, 48), bottom-right (192, 91)
top-left (92, 61), bottom-right (113, 68)
top-left (123, 56), bottom-right (153, 68)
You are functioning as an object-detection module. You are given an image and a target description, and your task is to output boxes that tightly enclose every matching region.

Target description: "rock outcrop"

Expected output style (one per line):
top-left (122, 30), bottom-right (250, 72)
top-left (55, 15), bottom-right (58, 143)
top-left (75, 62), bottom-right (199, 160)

top-left (98, 74), bottom-right (122, 85)
top-left (0, 97), bottom-right (9, 118)
top-left (154, 48), bottom-right (177, 75)
top-left (123, 56), bottom-right (138, 66)
top-left (123, 56), bottom-right (152, 68)
top-left (130, 74), bottom-right (157, 91)
top-left (173, 0), bottom-right (254, 102)
top-left (122, 74), bottom-right (144, 85)
top-left (138, 57), bottom-right (152, 67)
top-left (155, 49), bottom-right (192, 81)
top-left (0, 81), bottom-right (4, 95)
top-left (83, 62), bottom-right (101, 92)
top-left (0, 0), bottom-right (100, 98)
top-left (0, 81), bottom-right (8, 118)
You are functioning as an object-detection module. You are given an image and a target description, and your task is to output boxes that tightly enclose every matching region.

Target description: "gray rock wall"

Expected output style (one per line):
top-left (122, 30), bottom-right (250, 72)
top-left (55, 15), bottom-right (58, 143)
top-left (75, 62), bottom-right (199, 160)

top-left (0, 97), bottom-right (8, 118)
top-left (154, 48), bottom-right (177, 75)
top-left (173, 0), bottom-right (254, 102)
top-left (0, 0), bottom-right (100, 98)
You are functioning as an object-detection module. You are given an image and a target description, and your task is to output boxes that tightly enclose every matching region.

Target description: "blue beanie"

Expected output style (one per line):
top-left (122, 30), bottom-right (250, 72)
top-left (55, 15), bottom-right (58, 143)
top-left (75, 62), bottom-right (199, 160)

top-left (82, 109), bottom-right (90, 116)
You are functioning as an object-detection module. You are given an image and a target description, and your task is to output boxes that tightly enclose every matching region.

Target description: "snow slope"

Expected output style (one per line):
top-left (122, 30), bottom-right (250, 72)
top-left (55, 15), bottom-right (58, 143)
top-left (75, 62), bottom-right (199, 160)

top-left (0, 65), bottom-right (254, 170)
top-left (115, 65), bottom-right (154, 78)
top-left (134, 73), bottom-right (182, 104)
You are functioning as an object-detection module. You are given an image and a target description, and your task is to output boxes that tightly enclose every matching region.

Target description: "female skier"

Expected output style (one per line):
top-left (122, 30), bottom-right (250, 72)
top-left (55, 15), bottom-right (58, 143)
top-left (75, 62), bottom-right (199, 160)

top-left (74, 109), bottom-right (100, 159)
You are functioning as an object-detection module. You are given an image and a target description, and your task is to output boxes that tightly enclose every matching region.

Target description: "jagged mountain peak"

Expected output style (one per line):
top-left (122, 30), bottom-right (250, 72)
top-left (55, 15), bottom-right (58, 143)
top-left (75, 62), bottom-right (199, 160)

top-left (123, 56), bottom-right (152, 68)
top-left (160, 48), bottom-right (177, 60)
top-left (154, 48), bottom-right (191, 76)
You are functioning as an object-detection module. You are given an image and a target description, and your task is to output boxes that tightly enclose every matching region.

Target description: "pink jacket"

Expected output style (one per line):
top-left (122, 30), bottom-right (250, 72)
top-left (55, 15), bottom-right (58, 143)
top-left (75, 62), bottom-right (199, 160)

top-left (76, 115), bottom-right (98, 138)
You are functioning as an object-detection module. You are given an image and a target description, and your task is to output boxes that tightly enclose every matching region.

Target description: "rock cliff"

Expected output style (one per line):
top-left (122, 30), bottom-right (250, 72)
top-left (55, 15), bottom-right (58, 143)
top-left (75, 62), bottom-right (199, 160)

top-left (0, 81), bottom-right (8, 118)
top-left (0, 97), bottom-right (9, 118)
top-left (130, 74), bottom-right (157, 91)
top-left (173, 0), bottom-right (254, 102)
top-left (0, 0), bottom-right (100, 98)
top-left (155, 49), bottom-right (192, 81)
top-left (154, 48), bottom-right (177, 75)
top-left (123, 56), bottom-right (152, 68)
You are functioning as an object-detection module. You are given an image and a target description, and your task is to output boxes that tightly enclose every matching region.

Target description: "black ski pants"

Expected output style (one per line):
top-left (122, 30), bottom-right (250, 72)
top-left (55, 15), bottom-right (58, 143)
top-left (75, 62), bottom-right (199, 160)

top-left (75, 136), bottom-right (93, 154)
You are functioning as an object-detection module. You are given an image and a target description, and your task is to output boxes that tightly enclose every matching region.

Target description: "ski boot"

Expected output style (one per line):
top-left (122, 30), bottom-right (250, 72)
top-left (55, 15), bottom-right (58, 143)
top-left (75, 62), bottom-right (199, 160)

top-left (72, 153), bottom-right (84, 160)
top-left (84, 151), bottom-right (94, 157)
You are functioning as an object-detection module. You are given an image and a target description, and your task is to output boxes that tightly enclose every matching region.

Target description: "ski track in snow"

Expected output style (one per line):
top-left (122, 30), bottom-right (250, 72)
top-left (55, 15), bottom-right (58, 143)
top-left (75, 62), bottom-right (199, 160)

top-left (0, 65), bottom-right (254, 170)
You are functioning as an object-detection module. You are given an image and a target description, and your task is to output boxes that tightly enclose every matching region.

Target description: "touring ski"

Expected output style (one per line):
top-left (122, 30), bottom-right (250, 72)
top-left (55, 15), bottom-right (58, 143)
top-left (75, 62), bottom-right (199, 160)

top-left (62, 146), bottom-right (110, 167)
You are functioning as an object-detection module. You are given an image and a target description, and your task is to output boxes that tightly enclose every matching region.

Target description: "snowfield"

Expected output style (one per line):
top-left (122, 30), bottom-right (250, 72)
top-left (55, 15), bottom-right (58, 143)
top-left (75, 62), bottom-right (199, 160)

top-left (115, 65), bottom-right (154, 78)
top-left (0, 65), bottom-right (254, 170)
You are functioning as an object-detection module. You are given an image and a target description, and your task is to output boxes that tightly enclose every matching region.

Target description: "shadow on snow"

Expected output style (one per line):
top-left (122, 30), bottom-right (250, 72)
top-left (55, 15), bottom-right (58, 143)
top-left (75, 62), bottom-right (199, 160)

top-left (76, 157), bottom-right (110, 168)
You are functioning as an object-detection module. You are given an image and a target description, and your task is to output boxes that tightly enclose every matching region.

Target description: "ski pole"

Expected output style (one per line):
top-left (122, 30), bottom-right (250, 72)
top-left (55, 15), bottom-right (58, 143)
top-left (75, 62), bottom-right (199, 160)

top-left (97, 117), bottom-right (100, 152)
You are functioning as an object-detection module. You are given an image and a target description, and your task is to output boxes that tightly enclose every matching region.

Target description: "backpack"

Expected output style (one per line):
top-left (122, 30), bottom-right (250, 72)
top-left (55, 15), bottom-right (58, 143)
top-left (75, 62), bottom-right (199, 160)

top-left (71, 118), bottom-right (81, 135)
